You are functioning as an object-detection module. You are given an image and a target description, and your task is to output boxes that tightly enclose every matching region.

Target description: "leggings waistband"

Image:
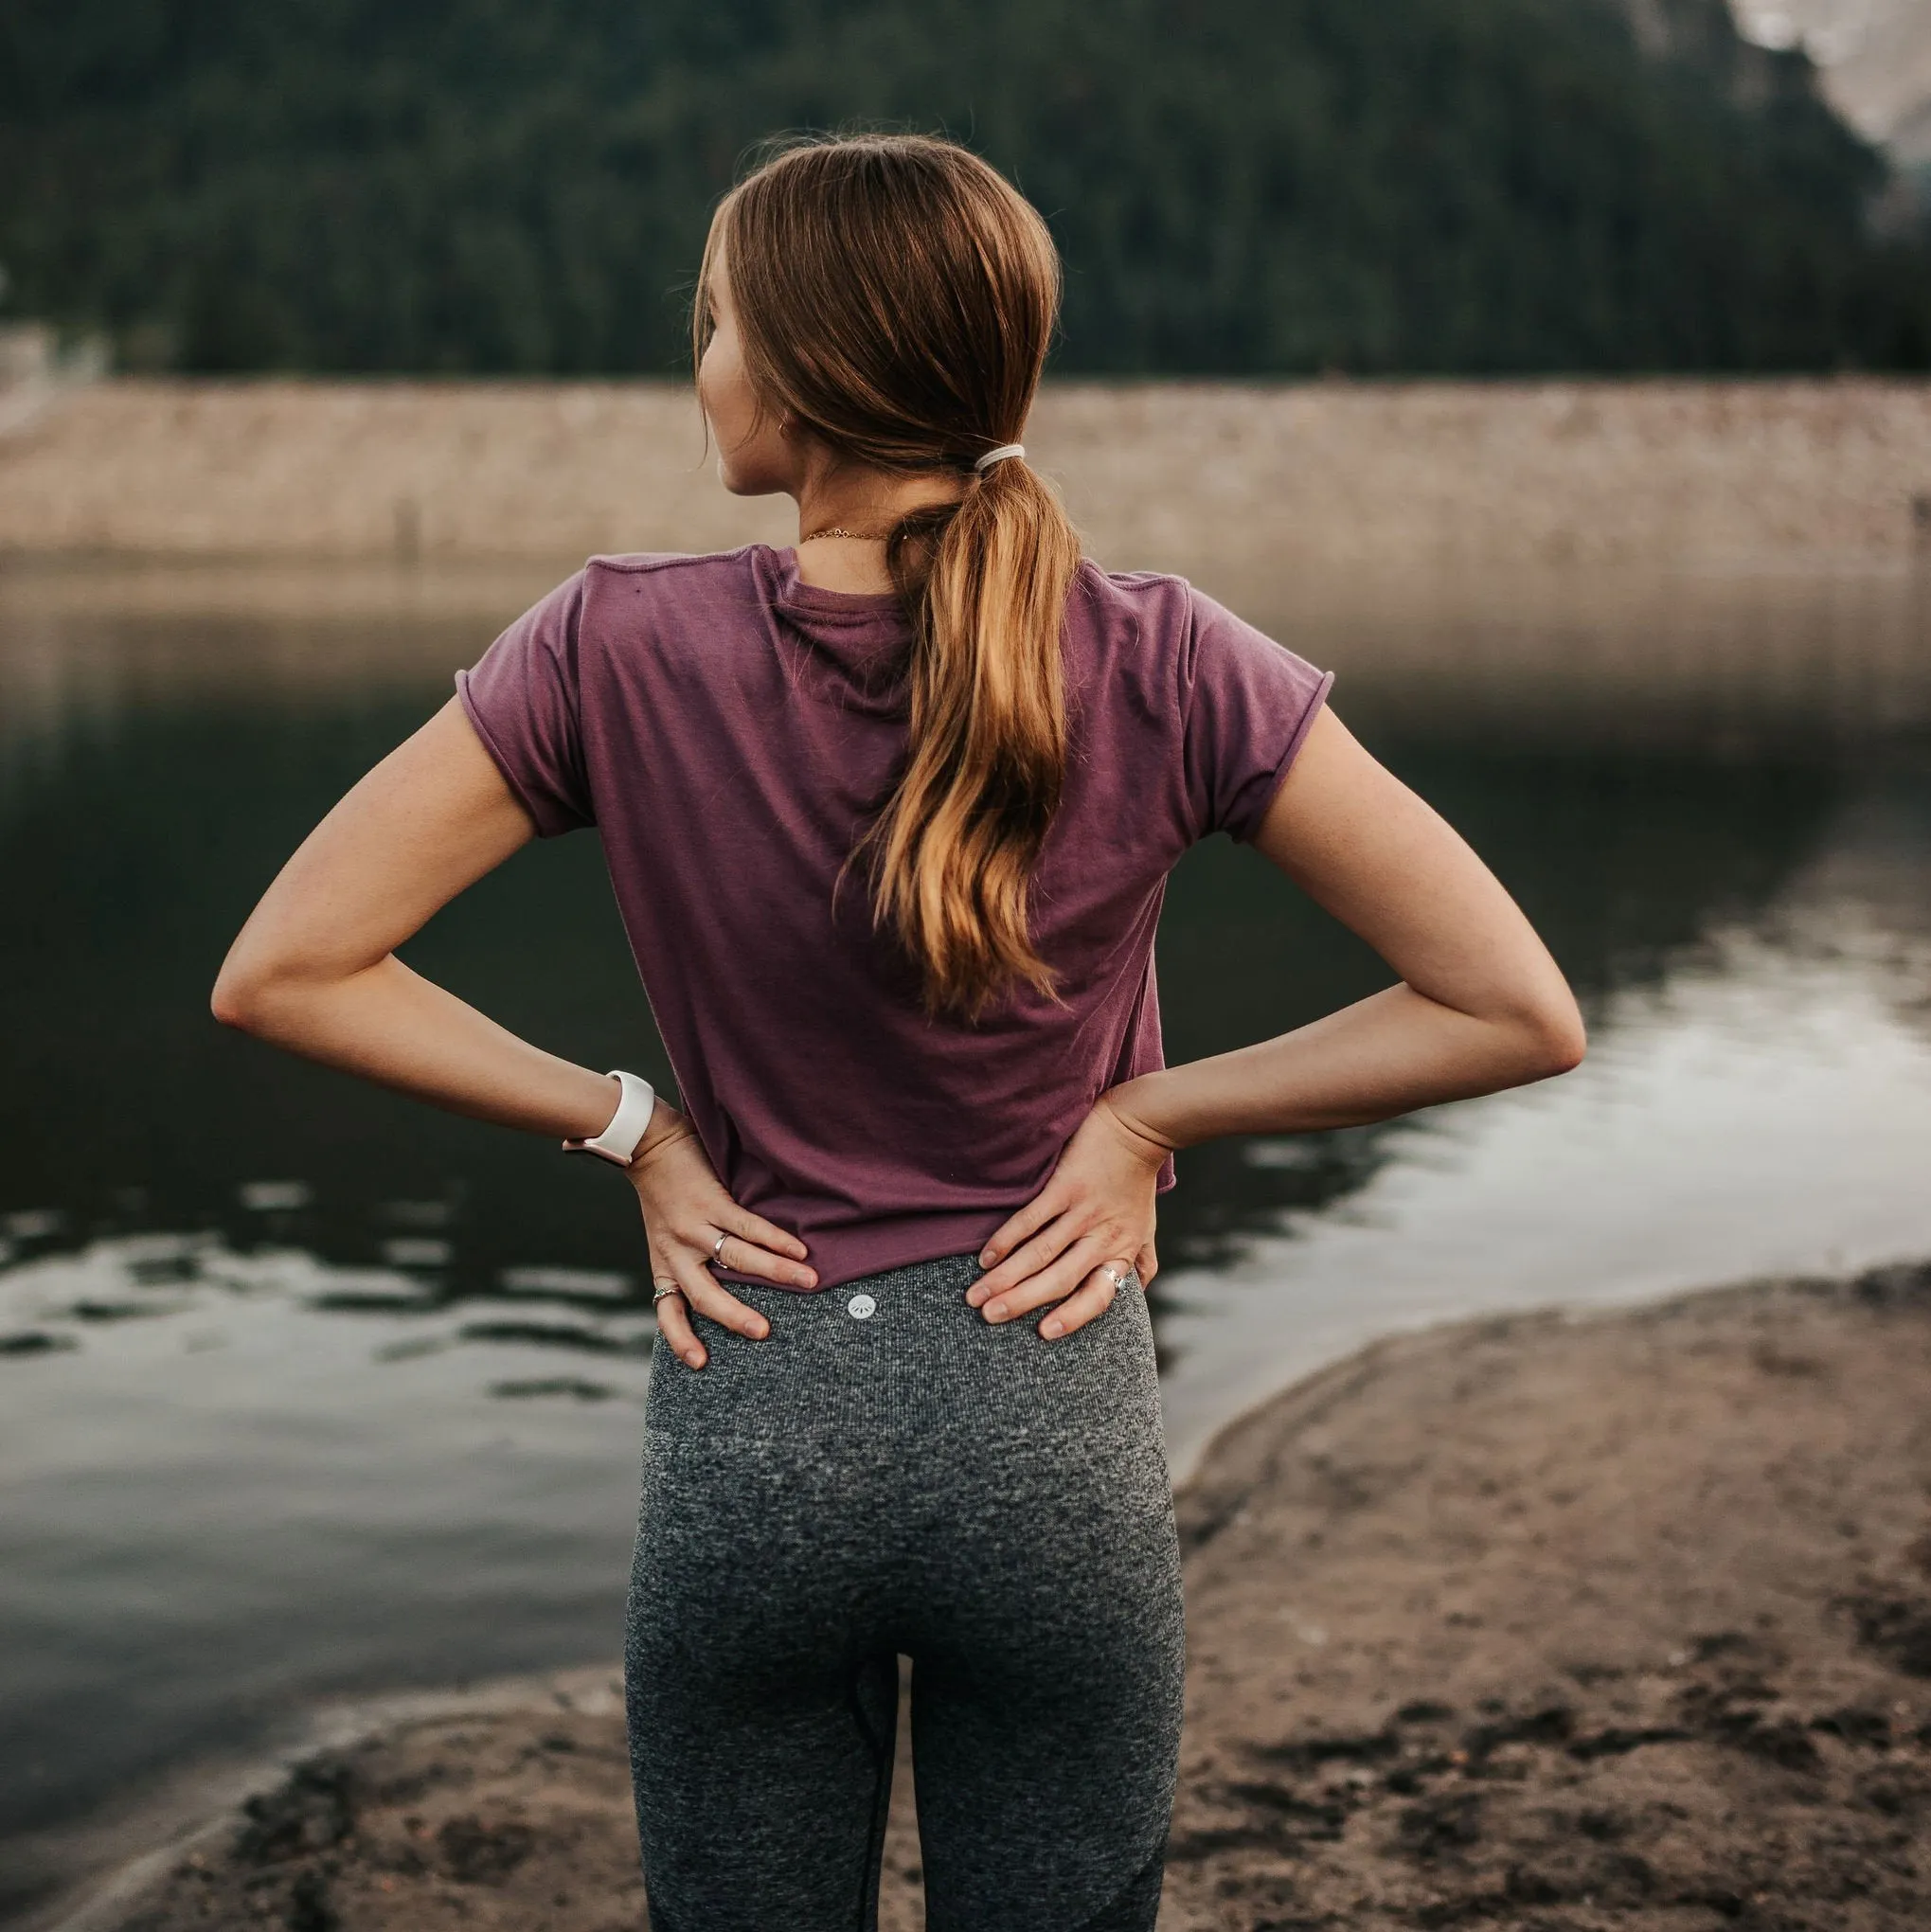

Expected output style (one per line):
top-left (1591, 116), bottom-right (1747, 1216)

top-left (646, 1249), bottom-right (1160, 1453)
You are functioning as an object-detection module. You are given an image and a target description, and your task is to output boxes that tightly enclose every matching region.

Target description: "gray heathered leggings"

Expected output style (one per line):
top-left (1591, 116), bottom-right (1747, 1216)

top-left (623, 1251), bottom-right (1185, 1932)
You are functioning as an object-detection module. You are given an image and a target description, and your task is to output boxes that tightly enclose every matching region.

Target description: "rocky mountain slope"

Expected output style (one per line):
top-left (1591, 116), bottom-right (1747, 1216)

top-left (1731, 0), bottom-right (1931, 164)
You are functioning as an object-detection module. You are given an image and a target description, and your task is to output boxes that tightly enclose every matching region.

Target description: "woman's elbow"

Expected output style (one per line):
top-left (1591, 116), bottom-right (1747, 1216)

top-left (210, 957), bottom-right (267, 1034)
top-left (1523, 994), bottom-right (1587, 1079)
top-left (210, 945), bottom-right (298, 1037)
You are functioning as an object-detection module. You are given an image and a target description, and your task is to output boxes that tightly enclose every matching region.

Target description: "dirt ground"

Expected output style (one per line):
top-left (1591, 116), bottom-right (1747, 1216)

top-left (78, 1263), bottom-right (1931, 1931)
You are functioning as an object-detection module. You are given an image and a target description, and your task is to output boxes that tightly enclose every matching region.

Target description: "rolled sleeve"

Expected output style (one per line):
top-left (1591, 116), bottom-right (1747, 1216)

top-left (456, 573), bottom-right (595, 836)
top-left (1181, 588), bottom-right (1332, 843)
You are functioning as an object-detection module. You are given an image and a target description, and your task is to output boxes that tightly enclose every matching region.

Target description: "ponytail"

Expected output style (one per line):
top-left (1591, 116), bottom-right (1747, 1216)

top-left (864, 456), bottom-right (1082, 1017)
top-left (705, 134), bottom-right (1080, 1017)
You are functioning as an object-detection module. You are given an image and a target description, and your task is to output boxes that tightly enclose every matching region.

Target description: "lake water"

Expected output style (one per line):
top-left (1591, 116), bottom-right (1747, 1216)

top-left (2, 557), bottom-right (1929, 1919)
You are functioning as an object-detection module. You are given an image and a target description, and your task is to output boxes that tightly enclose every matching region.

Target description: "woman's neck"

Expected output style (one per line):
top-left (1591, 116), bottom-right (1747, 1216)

top-left (791, 535), bottom-right (898, 595)
top-left (791, 458), bottom-right (965, 594)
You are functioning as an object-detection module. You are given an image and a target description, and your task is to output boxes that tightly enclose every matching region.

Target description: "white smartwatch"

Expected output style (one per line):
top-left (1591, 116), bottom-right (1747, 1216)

top-left (562, 1070), bottom-right (656, 1167)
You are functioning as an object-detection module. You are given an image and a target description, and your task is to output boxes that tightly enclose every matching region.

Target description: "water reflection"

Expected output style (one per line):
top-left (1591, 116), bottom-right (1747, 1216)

top-left (0, 1227), bottom-right (658, 1396)
top-left (0, 559), bottom-right (1927, 1911)
top-left (1247, 561), bottom-right (1931, 752)
top-left (1162, 903), bottom-right (1931, 1477)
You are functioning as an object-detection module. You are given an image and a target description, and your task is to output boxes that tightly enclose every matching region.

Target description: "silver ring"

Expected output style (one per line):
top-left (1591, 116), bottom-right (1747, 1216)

top-left (652, 1281), bottom-right (682, 1305)
top-left (1100, 1262), bottom-right (1130, 1291)
top-left (711, 1230), bottom-right (729, 1266)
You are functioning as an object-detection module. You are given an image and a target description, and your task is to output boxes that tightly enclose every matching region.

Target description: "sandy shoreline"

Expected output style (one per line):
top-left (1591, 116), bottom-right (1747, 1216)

top-left (28, 1261), bottom-right (1929, 1931)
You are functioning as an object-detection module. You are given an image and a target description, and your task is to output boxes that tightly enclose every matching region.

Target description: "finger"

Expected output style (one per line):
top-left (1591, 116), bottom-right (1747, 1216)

top-left (710, 1224), bottom-right (816, 1292)
top-left (980, 1234), bottom-right (1107, 1324)
top-left (1039, 1263), bottom-right (1123, 1340)
top-left (970, 1210), bottom-right (1080, 1305)
top-left (720, 1203), bottom-right (812, 1268)
top-left (677, 1257), bottom-right (771, 1341)
top-left (653, 1290), bottom-right (706, 1369)
top-left (1135, 1239), bottom-right (1158, 1289)
top-left (977, 1183), bottom-right (1069, 1273)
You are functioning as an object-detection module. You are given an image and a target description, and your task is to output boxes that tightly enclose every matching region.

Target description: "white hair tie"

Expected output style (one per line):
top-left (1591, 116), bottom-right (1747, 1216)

top-left (974, 443), bottom-right (1025, 473)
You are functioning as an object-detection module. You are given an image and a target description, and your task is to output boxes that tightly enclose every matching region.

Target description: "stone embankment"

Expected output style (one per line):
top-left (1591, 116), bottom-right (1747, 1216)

top-left (0, 378), bottom-right (1926, 579)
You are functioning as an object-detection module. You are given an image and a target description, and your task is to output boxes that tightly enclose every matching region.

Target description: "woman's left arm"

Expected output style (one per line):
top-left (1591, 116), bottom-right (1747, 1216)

top-left (973, 707), bottom-right (1587, 1334)
top-left (211, 699), bottom-right (815, 1364)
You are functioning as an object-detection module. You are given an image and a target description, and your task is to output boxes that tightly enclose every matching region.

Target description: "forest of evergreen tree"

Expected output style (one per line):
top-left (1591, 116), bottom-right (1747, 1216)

top-left (4, 0), bottom-right (1929, 376)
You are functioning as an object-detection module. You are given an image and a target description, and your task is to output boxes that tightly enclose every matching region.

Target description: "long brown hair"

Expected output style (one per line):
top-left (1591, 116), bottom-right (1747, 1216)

top-left (696, 134), bottom-right (1082, 1019)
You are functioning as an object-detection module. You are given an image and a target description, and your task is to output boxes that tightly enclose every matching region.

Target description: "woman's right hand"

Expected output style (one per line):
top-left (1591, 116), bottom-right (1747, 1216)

top-left (968, 1089), bottom-right (1169, 1338)
top-left (626, 1106), bottom-right (816, 1368)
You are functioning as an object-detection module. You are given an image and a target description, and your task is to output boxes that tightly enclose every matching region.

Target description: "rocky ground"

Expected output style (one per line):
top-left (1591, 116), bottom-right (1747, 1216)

top-left (65, 1263), bottom-right (1931, 1931)
top-left (1158, 1264), bottom-right (1931, 1931)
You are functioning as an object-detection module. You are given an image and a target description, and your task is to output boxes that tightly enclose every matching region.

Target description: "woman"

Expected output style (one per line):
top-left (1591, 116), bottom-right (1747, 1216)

top-left (213, 134), bottom-right (1583, 1932)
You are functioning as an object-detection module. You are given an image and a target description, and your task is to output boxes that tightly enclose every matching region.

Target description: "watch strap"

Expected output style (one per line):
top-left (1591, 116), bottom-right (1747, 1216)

top-left (562, 1070), bottom-right (656, 1167)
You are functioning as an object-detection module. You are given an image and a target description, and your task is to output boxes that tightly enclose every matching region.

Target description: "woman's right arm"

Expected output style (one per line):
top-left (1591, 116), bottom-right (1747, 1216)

top-left (970, 707), bottom-right (1586, 1333)
top-left (1117, 706), bottom-right (1586, 1140)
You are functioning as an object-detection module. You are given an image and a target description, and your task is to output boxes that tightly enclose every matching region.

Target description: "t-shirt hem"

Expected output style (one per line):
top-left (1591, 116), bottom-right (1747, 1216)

top-left (715, 1179), bottom-right (1178, 1294)
top-left (713, 1209), bottom-right (1009, 1295)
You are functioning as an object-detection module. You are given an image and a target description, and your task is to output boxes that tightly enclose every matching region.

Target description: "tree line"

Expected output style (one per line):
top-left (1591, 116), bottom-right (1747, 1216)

top-left (3, 0), bottom-right (1927, 375)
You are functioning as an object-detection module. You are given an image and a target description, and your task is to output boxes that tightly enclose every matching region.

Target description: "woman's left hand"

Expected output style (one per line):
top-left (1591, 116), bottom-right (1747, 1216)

top-left (968, 1090), bottom-right (1169, 1338)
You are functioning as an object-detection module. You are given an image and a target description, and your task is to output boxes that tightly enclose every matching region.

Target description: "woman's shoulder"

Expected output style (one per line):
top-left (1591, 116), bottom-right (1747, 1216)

top-left (1074, 558), bottom-right (1193, 614)
top-left (578, 545), bottom-right (774, 600)
top-left (561, 546), bottom-right (787, 658)
top-left (1066, 559), bottom-right (1215, 678)
top-left (1073, 561), bottom-right (1303, 667)
top-left (1072, 559), bottom-right (1238, 642)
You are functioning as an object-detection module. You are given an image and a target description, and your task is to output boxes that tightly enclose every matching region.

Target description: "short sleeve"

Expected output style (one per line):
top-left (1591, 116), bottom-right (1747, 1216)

top-left (1181, 587), bottom-right (1333, 843)
top-left (456, 573), bottom-right (594, 836)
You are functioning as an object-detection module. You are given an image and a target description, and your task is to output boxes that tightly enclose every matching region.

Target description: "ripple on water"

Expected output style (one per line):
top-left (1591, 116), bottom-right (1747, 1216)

top-left (0, 1227), bottom-right (664, 1387)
